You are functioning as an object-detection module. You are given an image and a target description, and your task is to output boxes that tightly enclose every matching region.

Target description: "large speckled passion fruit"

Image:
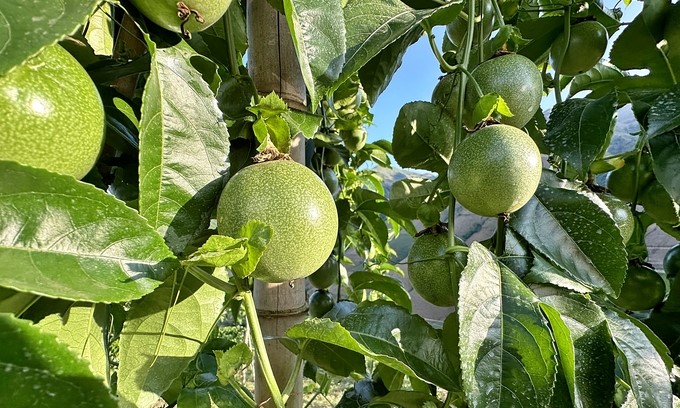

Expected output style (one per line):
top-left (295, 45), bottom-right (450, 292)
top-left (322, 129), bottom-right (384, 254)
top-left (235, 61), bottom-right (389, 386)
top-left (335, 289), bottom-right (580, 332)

top-left (465, 53), bottom-right (543, 128)
top-left (448, 124), bottom-right (542, 217)
top-left (217, 160), bottom-right (338, 283)
top-left (129, 0), bottom-right (232, 34)
top-left (0, 44), bottom-right (105, 179)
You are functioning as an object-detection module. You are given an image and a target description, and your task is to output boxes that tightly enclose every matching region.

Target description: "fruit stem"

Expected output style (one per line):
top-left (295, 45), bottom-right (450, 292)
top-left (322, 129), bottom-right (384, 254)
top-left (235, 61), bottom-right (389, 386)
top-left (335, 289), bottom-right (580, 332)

top-left (337, 231), bottom-right (344, 300)
top-left (494, 215), bottom-right (507, 256)
top-left (553, 8), bottom-right (571, 104)
top-left (424, 26), bottom-right (458, 73)
top-left (235, 280), bottom-right (286, 408)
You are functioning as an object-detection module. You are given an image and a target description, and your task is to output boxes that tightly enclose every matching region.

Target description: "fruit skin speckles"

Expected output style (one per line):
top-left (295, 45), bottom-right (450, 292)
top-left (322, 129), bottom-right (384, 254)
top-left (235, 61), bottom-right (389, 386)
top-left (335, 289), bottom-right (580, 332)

top-left (0, 44), bottom-right (105, 180)
top-left (217, 160), bottom-right (338, 283)
top-left (448, 124), bottom-right (542, 217)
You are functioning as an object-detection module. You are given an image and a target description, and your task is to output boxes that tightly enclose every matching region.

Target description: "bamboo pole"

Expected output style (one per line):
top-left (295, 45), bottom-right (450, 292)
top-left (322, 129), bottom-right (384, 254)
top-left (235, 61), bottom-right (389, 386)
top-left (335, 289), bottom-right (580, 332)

top-left (246, 0), bottom-right (307, 406)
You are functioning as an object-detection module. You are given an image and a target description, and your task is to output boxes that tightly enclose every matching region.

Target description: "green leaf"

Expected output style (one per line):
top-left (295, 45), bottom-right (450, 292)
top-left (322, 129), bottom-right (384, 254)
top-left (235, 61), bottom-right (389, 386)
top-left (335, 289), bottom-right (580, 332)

top-left (568, 63), bottom-right (624, 98)
top-left (371, 390), bottom-right (442, 407)
top-left (0, 288), bottom-right (38, 315)
top-left (458, 243), bottom-right (557, 408)
top-left (516, 16), bottom-right (563, 63)
top-left (288, 301), bottom-right (460, 390)
top-left (231, 220), bottom-right (272, 279)
top-left (524, 251), bottom-right (592, 293)
top-left (545, 94), bottom-right (617, 179)
top-left (84, 3), bottom-right (114, 56)
top-left (176, 386), bottom-right (251, 408)
top-left (37, 303), bottom-right (109, 381)
top-left (650, 132), bottom-right (680, 204)
top-left (540, 293), bottom-right (615, 408)
top-left (283, 0), bottom-right (346, 108)
top-left (0, 0), bottom-right (100, 75)
top-left (471, 93), bottom-right (514, 125)
top-left (281, 336), bottom-right (366, 377)
top-left (389, 177), bottom-right (448, 220)
top-left (0, 161), bottom-right (175, 302)
top-left (248, 91), bottom-right (289, 118)
top-left (183, 235), bottom-right (247, 268)
top-left (392, 101), bottom-right (455, 174)
top-left (337, 0), bottom-right (456, 89)
top-left (265, 116), bottom-right (292, 153)
top-left (604, 309), bottom-right (672, 408)
top-left (200, 1), bottom-right (248, 60)
top-left (117, 269), bottom-right (227, 408)
top-left (359, 26), bottom-right (423, 105)
top-left (510, 184), bottom-right (628, 296)
top-left (282, 109), bottom-right (323, 139)
top-left (610, 1), bottom-right (676, 90)
top-left (349, 271), bottom-right (412, 311)
top-left (138, 39), bottom-right (229, 256)
top-left (647, 85), bottom-right (680, 138)
top-left (215, 343), bottom-right (253, 385)
top-left (0, 313), bottom-right (117, 407)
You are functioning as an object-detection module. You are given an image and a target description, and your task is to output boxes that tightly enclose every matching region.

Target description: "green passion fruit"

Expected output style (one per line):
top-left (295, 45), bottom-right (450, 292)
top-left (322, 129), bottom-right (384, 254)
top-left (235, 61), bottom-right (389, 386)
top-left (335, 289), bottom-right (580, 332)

top-left (597, 193), bottom-right (634, 243)
top-left (448, 124), bottom-right (542, 217)
top-left (217, 160), bottom-right (338, 283)
top-left (446, 0), bottom-right (495, 47)
top-left (308, 289), bottom-right (335, 317)
top-left (550, 21), bottom-right (608, 76)
top-left (663, 244), bottom-right (680, 279)
top-left (431, 73), bottom-right (460, 116)
top-left (611, 264), bottom-right (668, 311)
top-left (129, 0), bottom-right (232, 35)
top-left (639, 181), bottom-right (680, 226)
top-left (308, 255), bottom-right (338, 289)
top-left (465, 53), bottom-right (543, 128)
top-left (407, 232), bottom-right (467, 307)
top-left (0, 44), bottom-right (105, 179)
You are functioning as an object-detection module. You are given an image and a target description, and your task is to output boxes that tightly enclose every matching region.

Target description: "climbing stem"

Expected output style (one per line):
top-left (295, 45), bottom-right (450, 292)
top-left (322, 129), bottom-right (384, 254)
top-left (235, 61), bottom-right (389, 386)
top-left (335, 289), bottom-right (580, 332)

top-left (553, 8), bottom-right (571, 104)
top-left (490, 0), bottom-right (506, 28)
top-left (281, 341), bottom-right (307, 403)
top-left (495, 215), bottom-right (507, 256)
top-left (425, 26), bottom-right (458, 73)
top-left (235, 279), bottom-right (285, 408)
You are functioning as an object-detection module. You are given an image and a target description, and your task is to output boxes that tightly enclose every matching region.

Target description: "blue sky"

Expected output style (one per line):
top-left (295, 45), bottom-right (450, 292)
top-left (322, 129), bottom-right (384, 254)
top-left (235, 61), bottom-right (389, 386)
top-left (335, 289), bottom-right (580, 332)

top-left (367, 0), bottom-right (644, 144)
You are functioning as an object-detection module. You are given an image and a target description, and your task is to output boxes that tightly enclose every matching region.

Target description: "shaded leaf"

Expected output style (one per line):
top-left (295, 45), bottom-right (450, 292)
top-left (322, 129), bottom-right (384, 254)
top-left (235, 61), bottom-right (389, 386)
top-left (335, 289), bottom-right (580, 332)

top-left (458, 243), bottom-right (557, 408)
top-left (0, 0), bottom-right (100, 75)
top-left (0, 161), bottom-right (175, 303)
top-left (281, 336), bottom-right (366, 377)
top-left (604, 309), bottom-right (672, 408)
top-left (371, 390), bottom-right (442, 407)
top-left (282, 109), bottom-right (323, 138)
top-left (117, 270), bottom-right (227, 408)
top-left (0, 313), bottom-right (116, 407)
top-left (647, 85), bottom-right (680, 138)
top-left (545, 94), bottom-right (617, 179)
top-left (338, 0), bottom-right (457, 90)
top-left (389, 177), bottom-right (448, 220)
top-left (288, 301), bottom-right (459, 390)
top-left (510, 184), bottom-right (627, 296)
top-left (568, 63), bottom-right (624, 98)
top-left (37, 303), bottom-right (109, 381)
top-left (540, 293), bottom-right (615, 408)
top-left (392, 101), bottom-right (455, 174)
top-left (524, 251), bottom-right (592, 293)
top-left (84, 3), bottom-right (114, 56)
top-left (283, 0), bottom-right (346, 108)
top-left (650, 131), bottom-right (680, 204)
top-left (349, 271), bottom-right (412, 311)
top-left (138, 39), bottom-right (229, 256)
top-left (359, 26), bottom-right (423, 105)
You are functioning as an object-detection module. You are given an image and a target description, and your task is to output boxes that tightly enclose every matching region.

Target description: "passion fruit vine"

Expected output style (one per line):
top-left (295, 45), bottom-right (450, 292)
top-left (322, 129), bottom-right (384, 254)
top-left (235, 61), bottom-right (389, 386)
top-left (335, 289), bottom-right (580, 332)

top-left (217, 160), bottom-right (338, 283)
